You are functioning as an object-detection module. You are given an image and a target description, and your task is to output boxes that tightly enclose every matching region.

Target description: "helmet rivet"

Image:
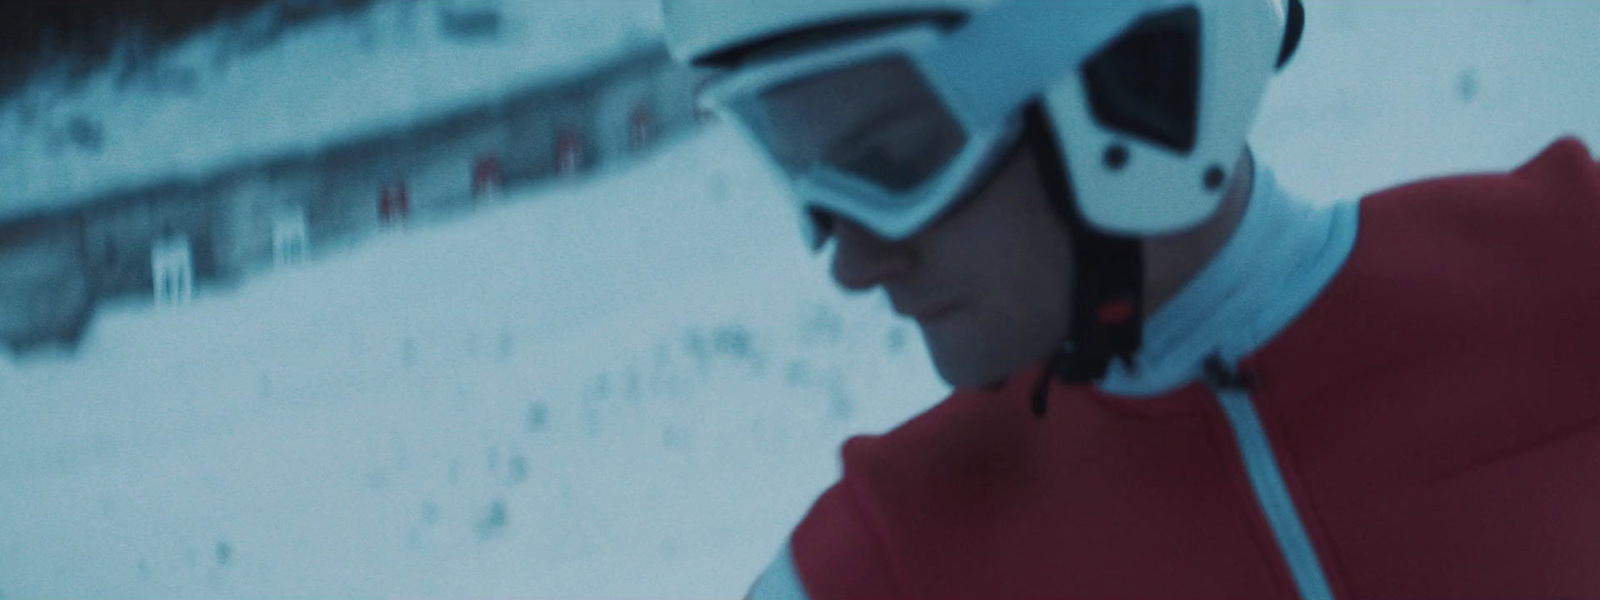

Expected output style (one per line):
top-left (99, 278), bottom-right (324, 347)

top-left (1104, 144), bottom-right (1130, 171)
top-left (1204, 165), bottom-right (1227, 191)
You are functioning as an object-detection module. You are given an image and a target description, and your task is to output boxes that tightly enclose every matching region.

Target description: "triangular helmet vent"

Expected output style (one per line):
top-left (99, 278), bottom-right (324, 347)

top-left (1081, 6), bottom-right (1202, 154)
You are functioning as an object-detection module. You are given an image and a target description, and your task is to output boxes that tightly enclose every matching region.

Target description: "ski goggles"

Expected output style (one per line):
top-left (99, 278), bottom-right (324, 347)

top-left (697, 26), bottom-right (1025, 248)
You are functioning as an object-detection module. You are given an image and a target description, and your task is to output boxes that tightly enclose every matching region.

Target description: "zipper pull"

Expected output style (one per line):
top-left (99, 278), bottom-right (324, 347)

top-left (1203, 354), bottom-right (1257, 392)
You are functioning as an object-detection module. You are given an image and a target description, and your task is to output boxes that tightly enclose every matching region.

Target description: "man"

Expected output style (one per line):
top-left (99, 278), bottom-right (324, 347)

top-left (664, 1), bottom-right (1600, 598)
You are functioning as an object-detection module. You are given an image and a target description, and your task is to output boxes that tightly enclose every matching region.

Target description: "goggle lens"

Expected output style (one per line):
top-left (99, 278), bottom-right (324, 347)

top-left (725, 55), bottom-right (969, 200)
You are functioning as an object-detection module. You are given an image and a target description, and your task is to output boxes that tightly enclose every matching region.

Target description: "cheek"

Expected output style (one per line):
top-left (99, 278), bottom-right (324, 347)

top-left (990, 264), bottom-right (1070, 333)
top-left (978, 224), bottom-right (1075, 342)
top-left (915, 143), bottom-right (1075, 338)
top-left (925, 234), bottom-right (1069, 348)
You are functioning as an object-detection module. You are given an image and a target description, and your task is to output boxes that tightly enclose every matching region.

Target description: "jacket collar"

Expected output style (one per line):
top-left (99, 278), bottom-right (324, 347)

top-left (1097, 163), bottom-right (1360, 398)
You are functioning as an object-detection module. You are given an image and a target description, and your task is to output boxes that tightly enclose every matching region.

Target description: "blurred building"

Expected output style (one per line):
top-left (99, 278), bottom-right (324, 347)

top-left (0, 46), bottom-right (706, 353)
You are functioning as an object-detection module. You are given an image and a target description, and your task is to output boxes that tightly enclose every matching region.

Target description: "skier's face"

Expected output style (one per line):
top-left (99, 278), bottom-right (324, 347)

top-left (828, 139), bottom-right (1075, 388)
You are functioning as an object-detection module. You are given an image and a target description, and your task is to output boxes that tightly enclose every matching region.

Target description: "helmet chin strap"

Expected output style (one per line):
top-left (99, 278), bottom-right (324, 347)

top-left (1020, 103), bottom-right (1145, 418)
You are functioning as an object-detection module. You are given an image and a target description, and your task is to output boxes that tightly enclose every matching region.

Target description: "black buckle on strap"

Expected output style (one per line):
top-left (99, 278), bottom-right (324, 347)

top-left (1203, 354), bottom-right (1257, 392)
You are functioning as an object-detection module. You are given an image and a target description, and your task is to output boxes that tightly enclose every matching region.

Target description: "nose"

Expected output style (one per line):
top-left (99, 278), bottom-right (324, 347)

top-left (830, 218), bottom-right (915, 292)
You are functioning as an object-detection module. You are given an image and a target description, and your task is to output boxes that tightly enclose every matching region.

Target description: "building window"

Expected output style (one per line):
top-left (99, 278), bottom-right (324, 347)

top-left (273, 208), bottom-right (310, 267)
top-left (556, 129), bottom-right (585, 176)
top-left (472, 154), bottom-right (504, 200)
top-left (151, 235), bottom-right (194, 306)
top-left (379, 181), bottom-right (410, 227)
top-left (629, 104), bottom-right (655, 151)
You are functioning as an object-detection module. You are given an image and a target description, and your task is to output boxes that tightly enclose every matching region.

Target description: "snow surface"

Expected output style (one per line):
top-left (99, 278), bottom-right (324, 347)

top-left (0, 0), bottom-right (665, 218)
top-left (3, 1), bottom-right (1600, 598)
top-left (0, 128), bottom-right (946, 598)
top-left (1252, 0), bottom-right (1600, 203)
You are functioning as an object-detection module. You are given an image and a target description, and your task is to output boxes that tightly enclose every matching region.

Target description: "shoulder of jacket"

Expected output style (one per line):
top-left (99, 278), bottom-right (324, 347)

top-left (841, 366), bottom-right (1047, 485)
top-left (786, 367), bottom-right (1052, 599)
top-left (1359, 137), bottom-right (1600, 221)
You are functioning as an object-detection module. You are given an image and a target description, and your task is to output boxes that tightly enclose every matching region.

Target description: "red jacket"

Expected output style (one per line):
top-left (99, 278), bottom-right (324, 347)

top-left (753, 138), bottom-right (1600, 599)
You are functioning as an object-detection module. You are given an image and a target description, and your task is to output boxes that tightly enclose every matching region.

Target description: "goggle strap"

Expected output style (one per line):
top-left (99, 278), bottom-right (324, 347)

top-left (1021, 103), bottom-right (1145, 418)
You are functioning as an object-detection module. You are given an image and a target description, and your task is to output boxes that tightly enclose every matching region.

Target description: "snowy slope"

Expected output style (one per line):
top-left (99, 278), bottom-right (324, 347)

top-left (0, 127), bottom-right (946, 598)
top-left (0, 0), bottom-right (665, 218)
top-left (1252, 0), bottom-right (1600, 202)
top-left (2, 1), bottom-right (1600, 599)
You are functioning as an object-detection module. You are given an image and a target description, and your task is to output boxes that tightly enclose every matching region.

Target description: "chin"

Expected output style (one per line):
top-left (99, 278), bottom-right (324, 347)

top-left (926, 332), bottom-right (1044, 390)
top-left (929, 350), bottom-right (1005, 390)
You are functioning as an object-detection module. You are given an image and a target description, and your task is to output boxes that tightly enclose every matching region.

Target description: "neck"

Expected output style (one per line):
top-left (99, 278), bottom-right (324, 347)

top-left (1142, 149), bottom-right (1255, 316)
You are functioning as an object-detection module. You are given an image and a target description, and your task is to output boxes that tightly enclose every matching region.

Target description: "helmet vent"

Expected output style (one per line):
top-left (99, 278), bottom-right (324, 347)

top-left (1081, 6), bottom-right (1201, 154)
top-left (1204, 165), bottom-right (1227, 191)
top-left (1103, 144), bottom-right (1130, 171)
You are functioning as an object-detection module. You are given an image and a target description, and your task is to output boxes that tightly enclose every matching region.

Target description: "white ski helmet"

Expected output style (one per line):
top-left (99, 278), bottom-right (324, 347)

top-left (666, 0), bottom-right (1304, 391)
top-left (665, 0), bottom-right (1301, 237)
